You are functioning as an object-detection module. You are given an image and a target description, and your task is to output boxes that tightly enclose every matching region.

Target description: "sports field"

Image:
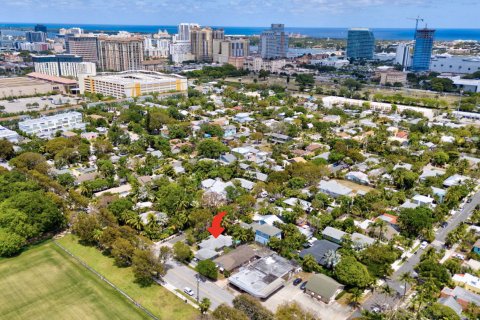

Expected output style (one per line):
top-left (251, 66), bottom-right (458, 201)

top-left (56, 234), bottom-right (197, 320)
top-left (0, 241), bottom-right (149, 320)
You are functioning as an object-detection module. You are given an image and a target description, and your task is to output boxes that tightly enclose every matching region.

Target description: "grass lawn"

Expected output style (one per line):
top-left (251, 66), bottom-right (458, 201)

top-left (56, 234), bottom-right (197, 320)
top-left (0, 240), bottom-right (149, 320)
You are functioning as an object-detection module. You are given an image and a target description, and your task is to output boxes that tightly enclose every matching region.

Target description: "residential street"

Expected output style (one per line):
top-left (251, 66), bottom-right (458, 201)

top-left (163, 258), bottom-right (235, 309)
top-left (359, 189), bottom-right (480, 314)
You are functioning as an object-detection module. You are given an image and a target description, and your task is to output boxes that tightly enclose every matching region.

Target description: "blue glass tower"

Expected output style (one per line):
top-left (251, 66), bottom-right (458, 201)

top-left (412, 28), bottom-right (435, 71)
top-left (346, 28), bottom-right (375, 60)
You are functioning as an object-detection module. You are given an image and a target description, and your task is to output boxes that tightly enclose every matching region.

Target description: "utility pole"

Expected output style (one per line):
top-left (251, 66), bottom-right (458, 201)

top-left (196, 274), bottom-right (200, 304)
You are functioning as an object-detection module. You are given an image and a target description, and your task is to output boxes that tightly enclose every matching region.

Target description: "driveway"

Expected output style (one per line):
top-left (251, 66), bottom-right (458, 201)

top-left (262, 277), bottom-right (351, 320)
top-left (163, 258), bottom-right (235, 309)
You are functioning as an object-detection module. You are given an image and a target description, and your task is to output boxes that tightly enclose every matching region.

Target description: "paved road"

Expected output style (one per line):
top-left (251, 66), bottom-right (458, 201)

top-left (359, 189), bottom-right (480, 314)
top-left (163, 258), bottom-right (235, 309)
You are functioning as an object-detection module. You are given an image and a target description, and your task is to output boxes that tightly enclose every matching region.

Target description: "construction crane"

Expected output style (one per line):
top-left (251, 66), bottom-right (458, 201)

top-left (408, 16), bottom-right (424, 31)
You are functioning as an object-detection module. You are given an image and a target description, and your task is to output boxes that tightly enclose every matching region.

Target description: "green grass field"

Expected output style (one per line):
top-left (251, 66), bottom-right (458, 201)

top-left (56, 234), bottom-right (196, 320)
top-left (0, 241), bottom-right (149, 320)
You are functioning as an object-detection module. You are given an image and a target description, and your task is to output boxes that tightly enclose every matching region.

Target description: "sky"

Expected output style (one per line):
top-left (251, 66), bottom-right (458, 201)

top-left (1, 0), bottom-right (480, 28)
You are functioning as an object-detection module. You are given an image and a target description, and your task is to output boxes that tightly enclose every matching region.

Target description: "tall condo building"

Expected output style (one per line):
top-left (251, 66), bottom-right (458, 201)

top-left (395, 43), bottom-right (413, 69)
top-left (213, 38), bottom-right (250, 67)
top-left (34, 24), bottom-right (47, 33)
top-left (98, 36), bottom-right (145, 72)
top-left (32, 54), bottom-right (96, 78)
top-left (412, 28), bottom-right (435, 72)
top-left (66, 36), bottom-right (99, 63)
top-left (178, 23), bottom-right (200, 41)
top-left (170, 36), bottom-right (195, 63)
top-left (259, 24), bottom-right (288, 59)
top-left (191, 27), bottom-right (214, 62)
top-left (26, 31), bottom-right (47, 43)
top-left (346, 28), bottom-right (375, 60)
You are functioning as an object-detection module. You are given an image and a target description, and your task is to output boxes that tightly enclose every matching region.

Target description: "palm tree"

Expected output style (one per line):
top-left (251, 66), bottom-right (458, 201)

top-left (126, 214), bottom-right (143, 231)
top-left (349, 288), bottom-right (363, 310)
top-left (378, 284), bottom-right (394, 297)
top-left (324, 250), bottom-right (341, 269)
top-left (78, 183), bottom-right (91, 197)
top-left (376, 219), bottom-right (387, 241)
top-left (399, 272), bottom-right (414, 299)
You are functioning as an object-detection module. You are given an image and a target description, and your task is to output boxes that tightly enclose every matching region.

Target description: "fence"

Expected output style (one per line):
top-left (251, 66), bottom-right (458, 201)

top-left (53, 241), bottom-right (159, 320)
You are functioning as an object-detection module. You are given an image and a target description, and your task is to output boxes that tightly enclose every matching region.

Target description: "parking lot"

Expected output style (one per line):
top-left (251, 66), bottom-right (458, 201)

top-left (262, 276), bottom-right (352, 320)
top-left (0, 94), bottom-right (82, 113)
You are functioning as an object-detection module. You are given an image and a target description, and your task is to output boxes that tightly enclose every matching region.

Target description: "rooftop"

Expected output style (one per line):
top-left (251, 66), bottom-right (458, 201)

top-left (88, 70), bottom-right (186, 86)
top-left (305, 273), bottom-right (343, 300)
top-left (228, 254), bottom-right (297, 299)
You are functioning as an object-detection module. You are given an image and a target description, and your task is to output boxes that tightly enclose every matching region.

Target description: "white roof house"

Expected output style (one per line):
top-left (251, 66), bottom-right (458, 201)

top-left (345, 171), bottom-right (370, 185)
top-left (412, 194), bottom-right (435, 208)
top-left (318, 180), bottom-right (353, 198)
top-left (443, 174), bottom-right (470, 188)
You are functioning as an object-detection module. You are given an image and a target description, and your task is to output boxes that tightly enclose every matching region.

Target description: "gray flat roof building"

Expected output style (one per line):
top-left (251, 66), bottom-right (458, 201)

top-left (228, 254), bottom-right (297, 299)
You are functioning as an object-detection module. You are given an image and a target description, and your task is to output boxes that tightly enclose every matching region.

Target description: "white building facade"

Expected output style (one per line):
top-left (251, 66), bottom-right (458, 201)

top-left (18, 112), bottom-right (86, 138)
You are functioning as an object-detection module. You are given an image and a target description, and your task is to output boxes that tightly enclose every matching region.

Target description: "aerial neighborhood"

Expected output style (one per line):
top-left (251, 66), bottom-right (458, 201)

top-left (1, 15), bottom-right (480, 320)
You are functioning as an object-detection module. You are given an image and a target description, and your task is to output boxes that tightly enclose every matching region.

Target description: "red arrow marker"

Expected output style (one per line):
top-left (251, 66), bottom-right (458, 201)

top-left (208, 211), bottom-right (226, 238)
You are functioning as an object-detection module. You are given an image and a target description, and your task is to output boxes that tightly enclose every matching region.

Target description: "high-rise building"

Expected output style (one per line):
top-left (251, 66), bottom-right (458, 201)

top-left (412, 28), bottom-right (435, 72)
top-left (98, 36), bottom-right (145, 71)
top-left (259, 24), bottom-right (288, 59)
top-left (170, 36), bottom-right (195, 64)
top-left (26, 31), bottom-right (47, 43)
top-left (346, 28), bottom-right (375, 60)
top-left (213, 38), bottom-right (250, 65)
top-left (191, 27), bottom-right (214, 62)
top-left (66, 36), bottom-right (99, 63)
top-left (178, 23), bottom-right (200, 41)
top-left (34, 24), bottom-right (47, 33)
top-left (32, 54), bottom-right (96, 78)
top-left (144, 38), bottom-right (171, 58)
top-left (395, 43), bottom-right (413, 69)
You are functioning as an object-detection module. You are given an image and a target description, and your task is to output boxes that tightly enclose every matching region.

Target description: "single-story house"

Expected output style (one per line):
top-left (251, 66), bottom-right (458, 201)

top-left (412, 194), bottom-right (435, 208)
top-left (305, 273), bottom-right (344, 304)
top-left (345, 171), bottom-right (370, 185)
top-left (94, 184), bottom-right (132, 198)
top-left (322, 227), bottom-right (346, 244)
top-left (441, 286), bottom-right (480, 310)
top-left (318, 180), bottom-right (353, 198)
top-left (213, 245), bottom-right (257, 273)
top-left (437, 296), bottom-right (463, 316)
top-left (195, 234), bottom-right (233, 261)
top-left (299, 240), bottom-right (341, 267)
top-left (443, 174), bottom-right (470, 188)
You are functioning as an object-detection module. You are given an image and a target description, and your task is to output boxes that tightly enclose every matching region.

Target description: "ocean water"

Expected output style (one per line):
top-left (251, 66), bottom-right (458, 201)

top-left (1, 23), bottom-right (480, 41)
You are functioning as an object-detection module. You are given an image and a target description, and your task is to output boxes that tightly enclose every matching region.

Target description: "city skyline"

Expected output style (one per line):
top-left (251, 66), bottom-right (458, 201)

top-left (1, 0), bottom-right (479, 29)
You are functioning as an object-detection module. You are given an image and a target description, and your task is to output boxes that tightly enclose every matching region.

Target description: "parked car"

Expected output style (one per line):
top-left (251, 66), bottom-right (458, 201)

top-left (293, 278), bottom-right (302, 286)
top-left (441, 222), bottom-right (448, 228)
top-left (300, 281), bottom-right (308, 290)
top-left (184, 287), bottom-right (195, 296)
top-left (467, 198), bottom-right (472, 203)
top-left (420, 241), bottom-right (428, 249)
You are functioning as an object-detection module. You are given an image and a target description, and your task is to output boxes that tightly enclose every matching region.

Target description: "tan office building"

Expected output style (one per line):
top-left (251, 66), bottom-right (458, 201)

top-left (98, 36), bottom-right (145, 72)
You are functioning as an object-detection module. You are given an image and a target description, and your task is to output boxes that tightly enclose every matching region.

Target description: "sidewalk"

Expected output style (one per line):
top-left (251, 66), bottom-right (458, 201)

top-left (157, 279), bottom-right (199, 310)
